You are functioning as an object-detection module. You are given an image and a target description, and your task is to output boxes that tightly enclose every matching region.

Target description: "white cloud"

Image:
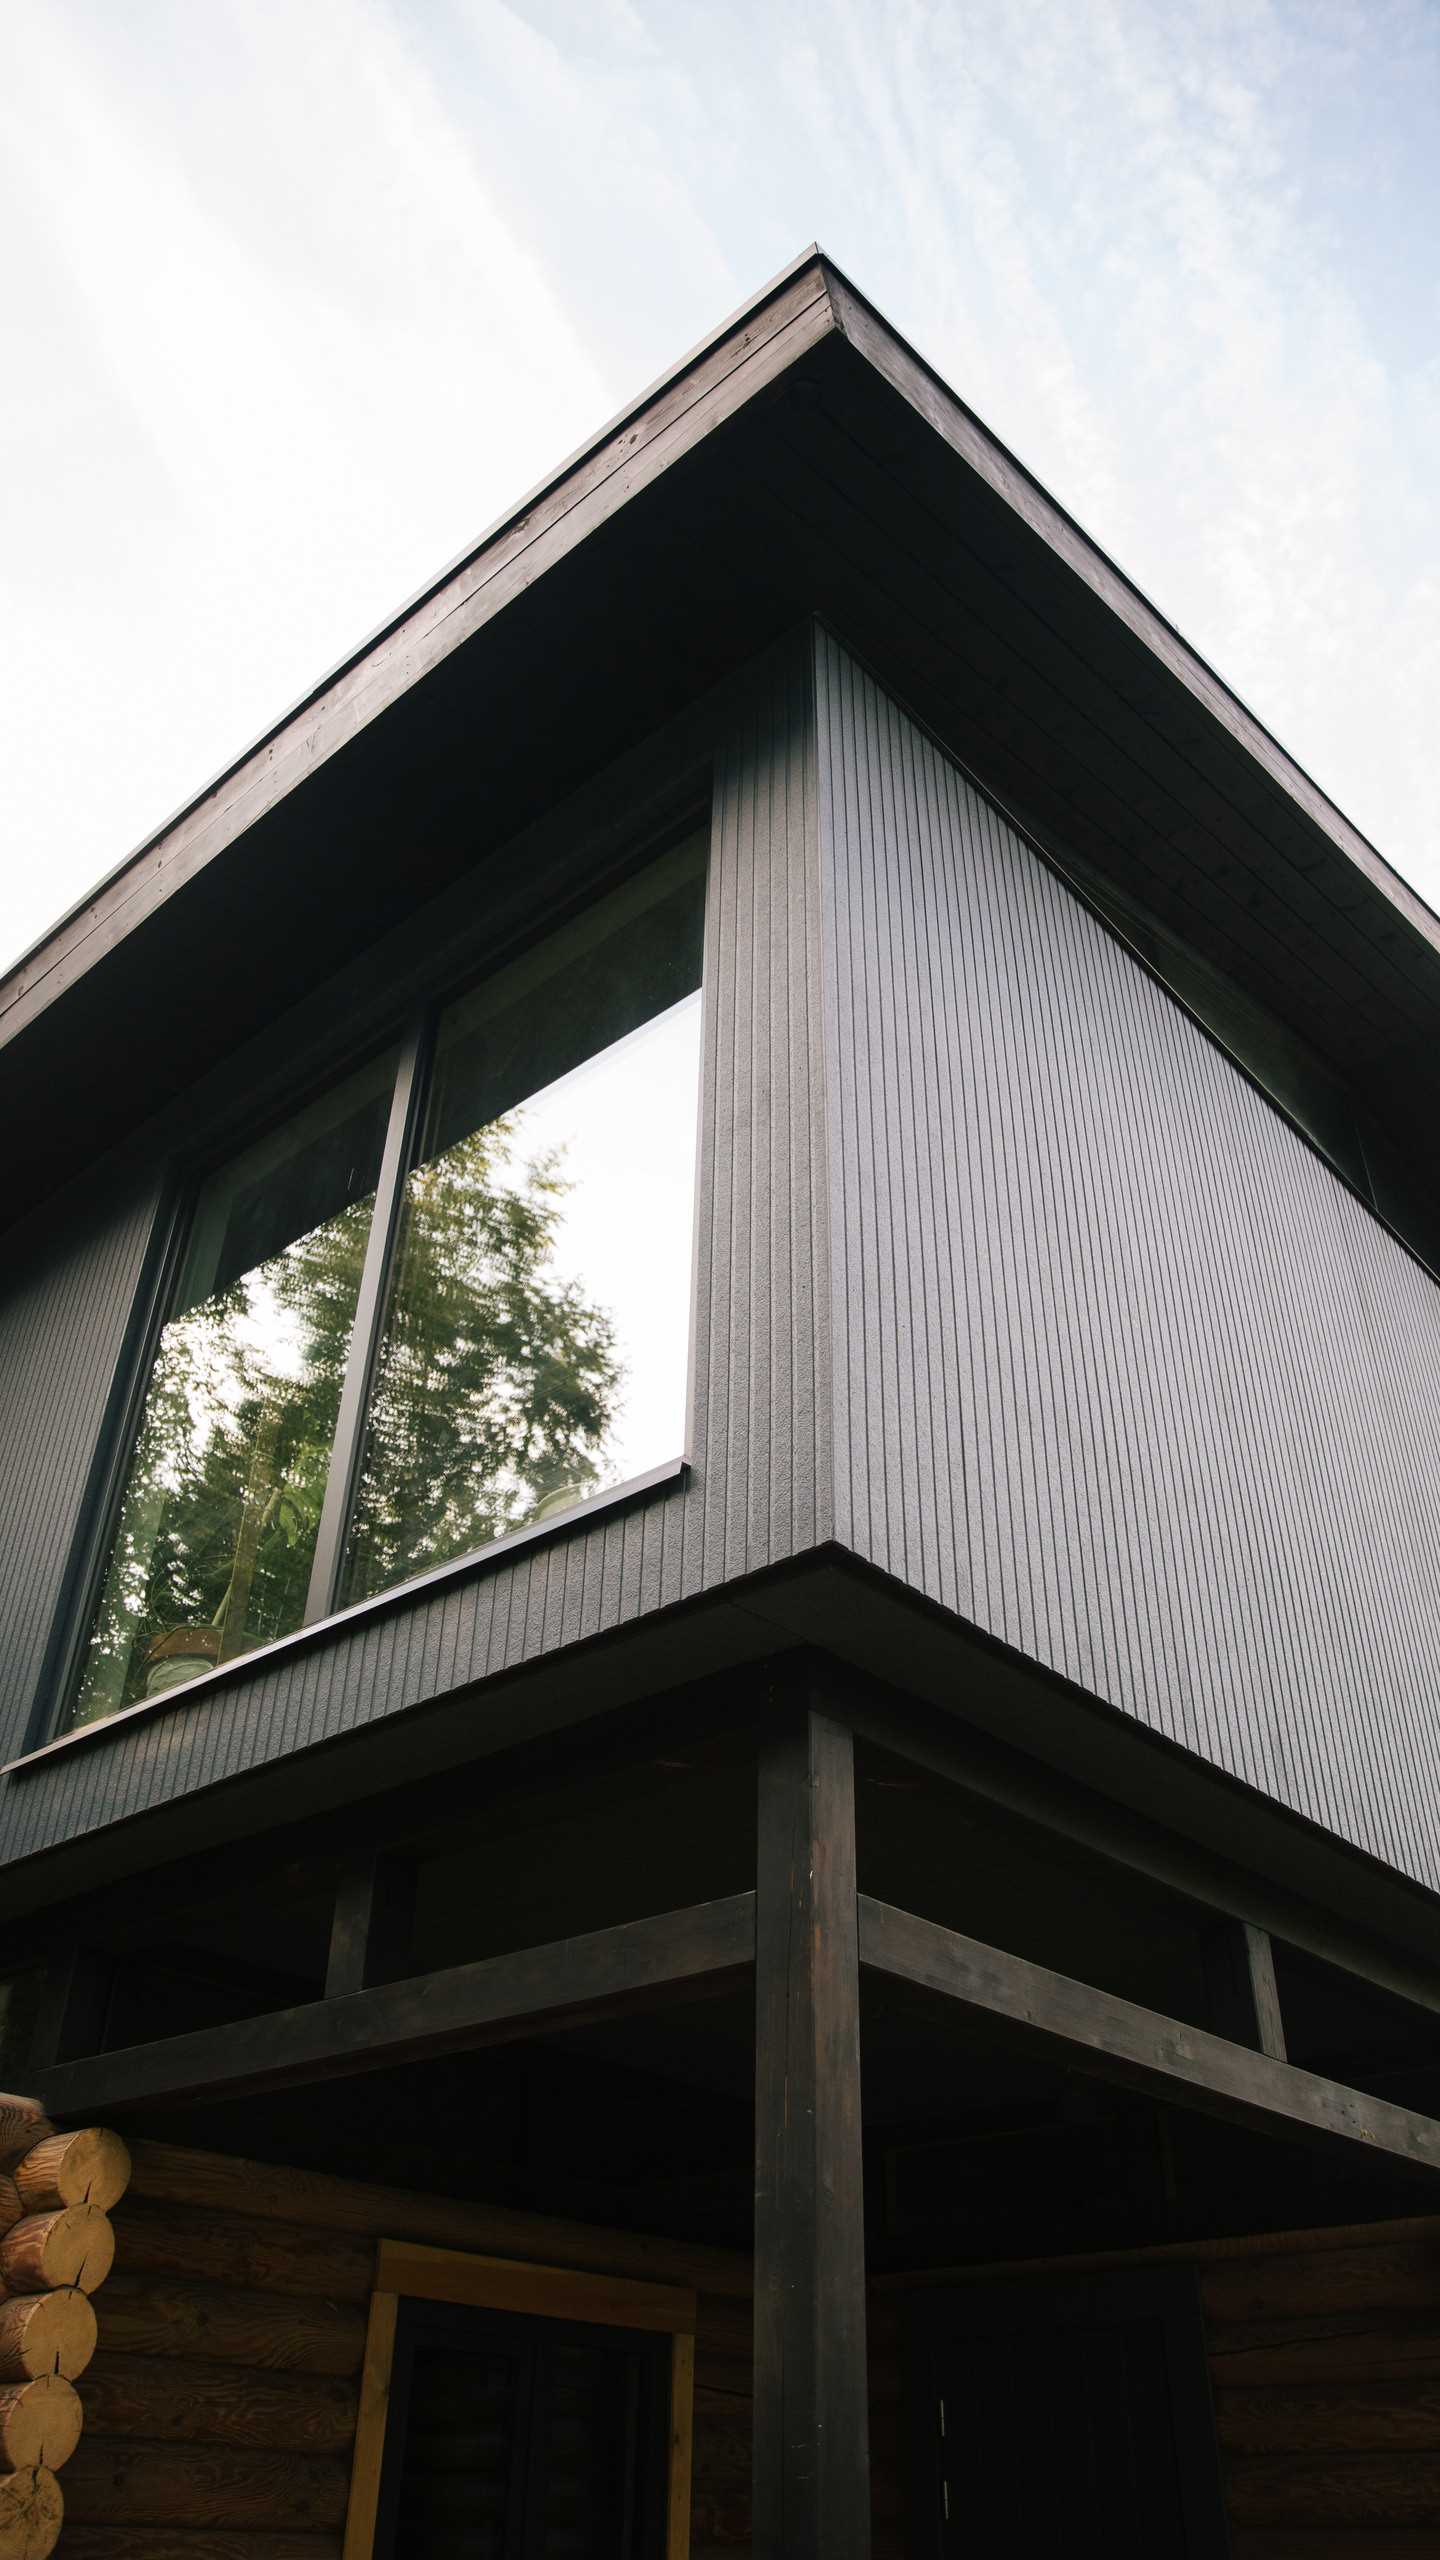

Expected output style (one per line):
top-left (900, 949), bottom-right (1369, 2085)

top-left (2, 0), bottom-right (1436, 968)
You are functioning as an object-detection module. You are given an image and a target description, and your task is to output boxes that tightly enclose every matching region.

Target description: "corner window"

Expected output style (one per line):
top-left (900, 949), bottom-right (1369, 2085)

top-left (70, 833), bottom-right (706, 1728)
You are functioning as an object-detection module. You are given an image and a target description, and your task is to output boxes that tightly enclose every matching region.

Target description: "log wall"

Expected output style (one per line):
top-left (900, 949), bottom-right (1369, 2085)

top-left (51, 2139), bottom-right (1440, 2554)
top-left (885, 2212), bottom-right (1440, 2559)
top-left (63, 2141), bottom-right (755, 2559)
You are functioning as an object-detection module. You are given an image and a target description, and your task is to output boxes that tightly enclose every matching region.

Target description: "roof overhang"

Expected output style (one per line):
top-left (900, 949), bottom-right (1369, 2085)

top-left (4, 248), bottom-right (1437, 1225)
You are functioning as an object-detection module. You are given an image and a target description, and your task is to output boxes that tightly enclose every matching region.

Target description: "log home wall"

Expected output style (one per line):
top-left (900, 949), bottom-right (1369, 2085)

top-left (53, 2138), bottom-right (1440, 2553)
top-left (61, 2141), bottom-right (756, 2558)
top-left (887, 2214), bottom-right (1440, 2558)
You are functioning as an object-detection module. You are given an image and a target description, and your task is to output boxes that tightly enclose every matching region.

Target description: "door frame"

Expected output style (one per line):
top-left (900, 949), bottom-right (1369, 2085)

top-left (901, 2269), bottom-right (1230, 2558)
top-left (342, 2239), bottom-right (697, 2560)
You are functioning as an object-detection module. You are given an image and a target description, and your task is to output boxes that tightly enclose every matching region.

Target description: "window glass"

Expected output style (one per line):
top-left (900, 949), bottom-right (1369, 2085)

top-left (342, 835), bottom-right (705, 1604)
top-left (71, 1059), bottom-right (393, 1725)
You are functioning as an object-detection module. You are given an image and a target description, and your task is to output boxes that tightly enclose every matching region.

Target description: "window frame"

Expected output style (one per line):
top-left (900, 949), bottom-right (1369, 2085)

top-left (38, 810), bottom-right (709, 1754)
top-left (344, 2240), bottom-right (696, 2560)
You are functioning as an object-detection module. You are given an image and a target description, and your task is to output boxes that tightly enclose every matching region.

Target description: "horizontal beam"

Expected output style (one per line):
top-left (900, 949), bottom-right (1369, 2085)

top-left (858, 1896), bottom-right (1440, 2178)
top-left (840, 1691), bottom-right (1440, 2024)
top-left (37, 1892), bottom-right (757, 2116)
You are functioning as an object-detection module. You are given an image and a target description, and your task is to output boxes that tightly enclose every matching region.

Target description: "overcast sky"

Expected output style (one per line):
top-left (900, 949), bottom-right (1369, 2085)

top-left (4, 0), bottom-right (1437, 971)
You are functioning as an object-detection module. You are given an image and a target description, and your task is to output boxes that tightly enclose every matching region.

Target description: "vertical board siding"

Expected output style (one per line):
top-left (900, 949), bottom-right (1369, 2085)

top-left (0, 639), bottom-right (831, 1864)
top-left (0, 1175), bottom-right (165, 1766)
top-left (817, 628), bottom-right (1440, 1887)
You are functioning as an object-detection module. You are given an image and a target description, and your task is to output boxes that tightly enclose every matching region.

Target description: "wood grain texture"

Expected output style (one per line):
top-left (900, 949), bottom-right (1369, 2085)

top-left (0, 2375), bottom-right (81, 2472)
top-left (113, 2200), bottom-right (374, 2303)
top-left (0, 2291), bottom-right (96, 2383)
top-left (125, 2139), bottom-right (753, 2298)
top-left (858, 1893), bottom-right (1440, 2175)
top-left (58, 2535), bottom-right (340, 2560)
top-left (338, 2290), bottom-right (395, 2560)
top-left (1203, 2242), bottom-right (1440, 2326)
top-left (95, 2275), bottom-right (365, 2378)
top-left (374, 2238), bottom-right (695, 2335)
top-left (753, 1694), bottom-right (870, 2559)
top-left (79, 2352), bottom-right (358, 2453)
top-left (0, 2469), bottom-right (61, 2560)
top-left (13, 2131), bottom-right (130, 2216)
top-left (1218, 2380), bottom-right (1440, 2453)
top-left (668, 2330), bottom-right (696, 2560)
top-left (1224, 2448), bottom-right (1440, 2527)
top-left (41, 1894), bottom-right (757, 2116)
top-left (60, 2439), bottom-right (350, 2532)
top-left (0, 2205), bottom-right (113, 2295)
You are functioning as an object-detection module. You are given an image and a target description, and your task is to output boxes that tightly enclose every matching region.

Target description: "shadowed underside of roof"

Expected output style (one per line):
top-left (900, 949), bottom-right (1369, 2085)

top-left (3, 248), bottom-right (1436, 1230)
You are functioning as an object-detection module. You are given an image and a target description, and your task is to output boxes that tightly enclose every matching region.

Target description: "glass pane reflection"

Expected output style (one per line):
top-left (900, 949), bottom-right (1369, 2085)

top-left (72, 1062), bottom-right (392, 1724)
top-left (343, 837), bottom-right (705, 1604)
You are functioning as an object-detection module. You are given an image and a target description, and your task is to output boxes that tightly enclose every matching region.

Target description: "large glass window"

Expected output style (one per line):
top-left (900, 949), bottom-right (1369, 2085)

top-left (342, 838), bottom-right (704, 1601)
top-left (69, 832), bottom-right (705, 1729)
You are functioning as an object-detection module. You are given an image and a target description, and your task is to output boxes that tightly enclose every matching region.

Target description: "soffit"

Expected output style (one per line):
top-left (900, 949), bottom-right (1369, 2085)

top-left (1, 252), bottom-right (1435, 1224)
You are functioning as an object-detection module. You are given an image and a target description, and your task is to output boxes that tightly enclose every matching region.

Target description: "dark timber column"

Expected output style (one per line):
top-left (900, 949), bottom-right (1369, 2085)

top-left (753, 1680), bottom-right (870, 2558)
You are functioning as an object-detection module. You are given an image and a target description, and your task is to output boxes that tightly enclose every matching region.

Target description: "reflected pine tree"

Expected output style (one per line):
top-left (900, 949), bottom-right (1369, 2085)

top-left (346, 1119), bottom-right (621, 1599)
top-left (75, 1121), bottom-right (619, 1719)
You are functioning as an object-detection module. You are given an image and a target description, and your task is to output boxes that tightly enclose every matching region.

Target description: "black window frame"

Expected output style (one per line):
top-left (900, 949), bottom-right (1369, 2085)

top-left (40, 810), bottom-right (710, 1750)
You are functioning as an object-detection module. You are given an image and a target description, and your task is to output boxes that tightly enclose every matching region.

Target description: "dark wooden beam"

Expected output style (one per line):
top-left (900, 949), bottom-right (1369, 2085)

top-left (840, 1686), bottom-right (1440, 2025)
top-left (324, 1854), bottom-right (418, 2000)
top-left (1205, 1919), bottom-right (1287, 2061)
top-left (34, 1891), bottom-right (755, 2117)
top-left (27, 1944), bottom-right (113, 2072)
top-left (859, 1896), bottom-right (1440, 2176)
top-left (753, 1695), bottom-right (870, 2560)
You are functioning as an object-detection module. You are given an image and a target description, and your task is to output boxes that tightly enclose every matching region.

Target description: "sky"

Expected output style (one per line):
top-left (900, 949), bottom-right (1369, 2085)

top-left (3, 0), bottom-right (1438, 973)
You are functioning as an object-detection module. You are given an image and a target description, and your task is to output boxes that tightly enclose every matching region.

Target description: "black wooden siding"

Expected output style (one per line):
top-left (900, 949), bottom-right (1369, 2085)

top-left (0, 639), bottom-right (829, 1864)
top-left (816, 628), bottom-right (1440, 1887)
top-left (0, 1176), bottom-right (166, 1765)
top-left (6, 624), bottom-right (1440, 1894)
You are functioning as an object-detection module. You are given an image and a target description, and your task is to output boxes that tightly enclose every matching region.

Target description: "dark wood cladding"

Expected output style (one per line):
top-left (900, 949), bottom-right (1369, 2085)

top-left (0, 1177), bottom-right (165, 1766)
top-left (816, 627), bottom-right (1440, 1890)
top-left (0, 637), bottom-right (829, 1864)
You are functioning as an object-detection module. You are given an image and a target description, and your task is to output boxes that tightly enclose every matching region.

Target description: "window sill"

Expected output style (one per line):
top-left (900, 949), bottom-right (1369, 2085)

top-left (3, 1458), bottom-right (688, 1779)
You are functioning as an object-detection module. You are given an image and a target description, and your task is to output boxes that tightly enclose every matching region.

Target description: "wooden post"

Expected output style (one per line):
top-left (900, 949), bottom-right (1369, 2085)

top-left (28, 1952), bottom-right (111, 2074)
top-left (1206, 1920), bottom-right (1287, 2060)
top-left (324, 1856), bottom-right (417, 2000)
top-left (753, 1680), bottom-right (870, 2560)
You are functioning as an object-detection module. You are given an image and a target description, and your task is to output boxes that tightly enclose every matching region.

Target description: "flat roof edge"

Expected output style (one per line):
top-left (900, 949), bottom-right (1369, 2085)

top-left (7, 242), bottom-right (1437, 1040)
top-left (0, 246), bottom-right (835, 1022)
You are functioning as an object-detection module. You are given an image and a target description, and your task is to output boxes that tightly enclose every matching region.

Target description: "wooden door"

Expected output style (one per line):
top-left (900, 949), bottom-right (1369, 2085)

top-left (903, 2273), bottom-right (1229, 2557)
top-left (372, 2299), bottom-right (671, 2558)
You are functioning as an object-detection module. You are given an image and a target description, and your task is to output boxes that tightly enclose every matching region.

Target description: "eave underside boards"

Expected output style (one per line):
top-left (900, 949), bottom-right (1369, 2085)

top-left (817, 629), bottom-right (1440, 1892)
top-left (0, 640), bottom-right (831, 1852)
top-left (7, 311), bottom-right (1440, 1236)
top-left (761, 340), bottom-right (1436, 1106)
top-left (823, 280), bottom-right (1440, 1019)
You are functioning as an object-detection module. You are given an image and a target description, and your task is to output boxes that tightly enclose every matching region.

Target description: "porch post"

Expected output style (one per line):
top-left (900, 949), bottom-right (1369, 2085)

top-left (753, 1677), bottom-right (871, 2559)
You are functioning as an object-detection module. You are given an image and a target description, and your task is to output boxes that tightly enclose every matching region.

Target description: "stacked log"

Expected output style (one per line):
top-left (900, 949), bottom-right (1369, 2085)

top-left (0, 2099), bottom-right (130, 2560)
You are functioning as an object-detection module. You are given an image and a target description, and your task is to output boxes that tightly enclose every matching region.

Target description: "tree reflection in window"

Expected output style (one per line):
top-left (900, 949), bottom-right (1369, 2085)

top-left (343, 840), bottom-right (704, 1603)
top-left (72, 1069), bottom-right (392, 1723)
top-left (70, 833), bottom-right (705, 1726)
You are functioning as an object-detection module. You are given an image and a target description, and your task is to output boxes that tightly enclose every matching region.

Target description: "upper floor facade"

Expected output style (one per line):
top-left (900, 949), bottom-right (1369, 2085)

top-left (3, 252), bottom-right (1440, 1931)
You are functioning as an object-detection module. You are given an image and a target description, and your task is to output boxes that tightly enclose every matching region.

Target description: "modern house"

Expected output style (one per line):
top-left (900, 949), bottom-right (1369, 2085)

top-left (1, 247), bottom-right (1440, 2555)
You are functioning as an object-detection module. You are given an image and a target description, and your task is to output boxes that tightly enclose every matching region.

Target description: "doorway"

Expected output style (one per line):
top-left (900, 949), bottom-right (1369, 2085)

top-left (903, 2271), bottom-right (1230, 2556)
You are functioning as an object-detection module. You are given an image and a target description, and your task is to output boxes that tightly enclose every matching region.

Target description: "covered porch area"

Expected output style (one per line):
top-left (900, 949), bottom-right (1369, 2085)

top-left (9, 1654), bottom-right (1440, 2555)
